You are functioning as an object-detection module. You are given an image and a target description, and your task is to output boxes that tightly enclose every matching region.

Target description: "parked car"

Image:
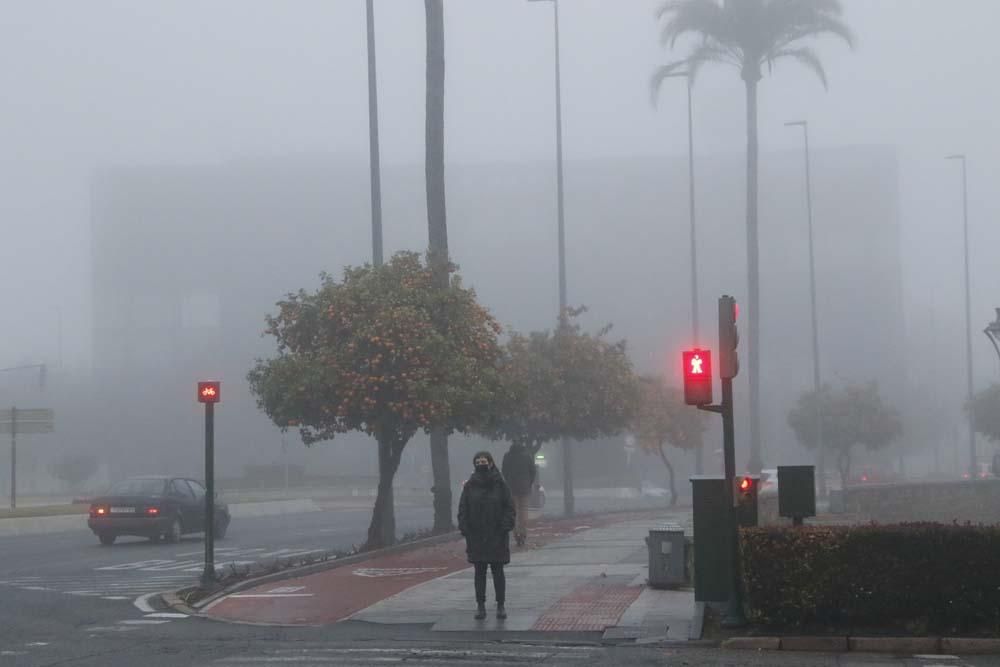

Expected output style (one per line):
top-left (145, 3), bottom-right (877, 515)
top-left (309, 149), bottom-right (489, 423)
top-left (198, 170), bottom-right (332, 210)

top-left (87, 475), bottom-right (230, 546)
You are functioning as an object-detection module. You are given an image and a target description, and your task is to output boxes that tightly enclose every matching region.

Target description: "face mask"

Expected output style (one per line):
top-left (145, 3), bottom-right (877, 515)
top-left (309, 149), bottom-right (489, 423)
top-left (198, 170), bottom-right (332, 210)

top-left (475, 464), bottom-right (490, 473)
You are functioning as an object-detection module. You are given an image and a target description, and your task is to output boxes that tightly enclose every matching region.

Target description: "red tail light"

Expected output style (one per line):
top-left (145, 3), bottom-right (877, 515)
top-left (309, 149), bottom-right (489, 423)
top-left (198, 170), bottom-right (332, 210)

top-left (90, 505), bottom-right (108, 518)
top-left (146, 507), bottom-right (160, 516)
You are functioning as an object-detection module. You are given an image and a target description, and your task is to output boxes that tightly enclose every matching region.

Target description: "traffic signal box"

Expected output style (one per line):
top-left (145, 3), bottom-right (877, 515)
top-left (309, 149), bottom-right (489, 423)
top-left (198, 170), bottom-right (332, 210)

top-left (719, 296), bottom-right (739, 379)
top-left (682, 349), bottom-right (713, 406)
top-left (778, 465), bottom-right (816, 525)
top-left (735, 475), bottom-right (759, 528)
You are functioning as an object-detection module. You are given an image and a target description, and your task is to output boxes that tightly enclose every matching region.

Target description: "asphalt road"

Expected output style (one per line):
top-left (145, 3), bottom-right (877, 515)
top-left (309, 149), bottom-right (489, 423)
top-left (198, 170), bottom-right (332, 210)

top-left (2, 500), bottom-right (1000, 665)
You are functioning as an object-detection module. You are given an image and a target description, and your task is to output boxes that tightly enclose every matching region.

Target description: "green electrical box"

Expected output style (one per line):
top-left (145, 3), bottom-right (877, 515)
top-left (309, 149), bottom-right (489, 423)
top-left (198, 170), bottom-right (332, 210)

top-left (778, 465), bottom-right (816, 522)
top-left (690, 476), bottom-right (731, 602)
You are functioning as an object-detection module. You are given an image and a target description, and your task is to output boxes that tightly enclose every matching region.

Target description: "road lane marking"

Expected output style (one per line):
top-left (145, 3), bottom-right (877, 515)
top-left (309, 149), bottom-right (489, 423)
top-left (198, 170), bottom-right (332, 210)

top-left (134, 592), bottom-right (159, 613)
top-left (102, 596), bottom-right (129, 600)
top-left (144, 612), bottom-right (189, 619)
top-left (120, 619), bottom-right (171, 625)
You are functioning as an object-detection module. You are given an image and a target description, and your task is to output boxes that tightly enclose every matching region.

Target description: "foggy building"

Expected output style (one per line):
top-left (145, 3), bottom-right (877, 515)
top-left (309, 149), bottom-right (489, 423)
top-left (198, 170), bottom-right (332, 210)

top-left (89, 145), bottom-right (903, 480)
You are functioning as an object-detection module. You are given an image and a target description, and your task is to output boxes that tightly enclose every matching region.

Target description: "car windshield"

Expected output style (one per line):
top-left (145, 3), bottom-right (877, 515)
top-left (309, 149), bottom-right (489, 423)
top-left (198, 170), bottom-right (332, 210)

top-left (108, 479), bottom-right (166, 496)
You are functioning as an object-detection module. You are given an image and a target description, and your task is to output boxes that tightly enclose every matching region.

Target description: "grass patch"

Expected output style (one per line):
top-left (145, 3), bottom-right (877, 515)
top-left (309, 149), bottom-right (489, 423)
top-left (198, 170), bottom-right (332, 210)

top-left (0, 504), bottom-right (89, 519)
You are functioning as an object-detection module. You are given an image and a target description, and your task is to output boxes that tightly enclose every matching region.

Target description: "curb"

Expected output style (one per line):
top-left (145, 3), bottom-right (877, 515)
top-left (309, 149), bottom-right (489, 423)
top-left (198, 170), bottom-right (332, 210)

top-left (722, 635), bottom-right (1000, 655)
top-left (162, 529), bottom-right (463, 614)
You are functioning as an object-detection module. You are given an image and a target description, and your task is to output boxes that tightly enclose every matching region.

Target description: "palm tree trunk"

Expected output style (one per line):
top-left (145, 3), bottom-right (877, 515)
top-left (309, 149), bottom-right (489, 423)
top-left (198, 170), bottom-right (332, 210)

top-left (744, 75), bottom-right (762, 474)
top-left (366, 0), bottom-right (383, 267)
top-left (424, 0), bottom-right (453, 533)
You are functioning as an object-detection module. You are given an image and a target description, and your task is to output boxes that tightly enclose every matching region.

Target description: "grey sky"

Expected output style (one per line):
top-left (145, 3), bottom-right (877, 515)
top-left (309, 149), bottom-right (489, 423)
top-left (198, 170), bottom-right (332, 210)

top-left (1, 0), bottom-right (999, 373)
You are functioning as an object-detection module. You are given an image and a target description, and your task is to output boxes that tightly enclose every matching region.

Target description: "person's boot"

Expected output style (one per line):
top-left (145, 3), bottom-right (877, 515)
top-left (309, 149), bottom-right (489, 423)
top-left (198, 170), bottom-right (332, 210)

top-left (474, 602), bottom-right (486, 620)
top-left (496, 603), bottom-right (507, 620)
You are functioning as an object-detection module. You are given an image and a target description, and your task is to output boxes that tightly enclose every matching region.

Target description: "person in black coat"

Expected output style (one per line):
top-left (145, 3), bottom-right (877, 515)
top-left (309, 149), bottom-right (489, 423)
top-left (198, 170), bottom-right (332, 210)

top-left (501, 442), bottom-right (536, 546)
top-left (457, 450), bottom-right (515, 620)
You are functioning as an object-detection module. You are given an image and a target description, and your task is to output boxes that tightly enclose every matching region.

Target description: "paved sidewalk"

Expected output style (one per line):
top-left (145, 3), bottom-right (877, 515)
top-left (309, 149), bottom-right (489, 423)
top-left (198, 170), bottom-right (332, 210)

top-left (201, 511), bottom-right (694, 641)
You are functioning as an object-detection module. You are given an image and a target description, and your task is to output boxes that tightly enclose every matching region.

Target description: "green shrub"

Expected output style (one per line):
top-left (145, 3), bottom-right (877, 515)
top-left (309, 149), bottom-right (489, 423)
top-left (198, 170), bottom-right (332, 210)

top-left (741, 523), bottom-right (1000, 634)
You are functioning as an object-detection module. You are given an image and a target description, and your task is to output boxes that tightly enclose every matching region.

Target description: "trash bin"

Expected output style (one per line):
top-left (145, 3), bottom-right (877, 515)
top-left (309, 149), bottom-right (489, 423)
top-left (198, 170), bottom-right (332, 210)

top-left (646, 524), bottom-right (687, 589)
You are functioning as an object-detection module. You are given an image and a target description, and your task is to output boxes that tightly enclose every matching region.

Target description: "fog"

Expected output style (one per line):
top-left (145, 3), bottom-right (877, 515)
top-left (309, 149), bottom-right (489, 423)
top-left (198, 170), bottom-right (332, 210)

top-left (1, 0), bottom-right (999, 496)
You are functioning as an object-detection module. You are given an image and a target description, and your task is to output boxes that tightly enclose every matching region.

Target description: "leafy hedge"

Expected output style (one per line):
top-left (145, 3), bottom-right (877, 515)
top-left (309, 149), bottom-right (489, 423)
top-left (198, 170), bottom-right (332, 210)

top-left (741, 523), bottom-right (1000, 634)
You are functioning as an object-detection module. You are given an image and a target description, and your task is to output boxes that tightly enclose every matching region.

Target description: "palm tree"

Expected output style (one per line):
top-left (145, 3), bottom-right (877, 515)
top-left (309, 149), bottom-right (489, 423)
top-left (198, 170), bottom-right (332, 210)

top-left (424, 0), bottom-right (453, 533)
top-left (651, 0), bottom-right (853, 472)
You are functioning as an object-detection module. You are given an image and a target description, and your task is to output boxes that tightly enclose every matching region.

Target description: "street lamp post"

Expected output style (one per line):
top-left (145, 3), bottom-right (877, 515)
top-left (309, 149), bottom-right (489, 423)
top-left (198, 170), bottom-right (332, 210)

top-left (786, 120), bottom-right (825, 497)
top-left (946, 154), bottom-right (976, 478)
top-left (658, 70), bottom-right (702, 473)
top-left (528, 0), bottom-right (572, 515)
top-left (366, 0), bottom-right (383, 267)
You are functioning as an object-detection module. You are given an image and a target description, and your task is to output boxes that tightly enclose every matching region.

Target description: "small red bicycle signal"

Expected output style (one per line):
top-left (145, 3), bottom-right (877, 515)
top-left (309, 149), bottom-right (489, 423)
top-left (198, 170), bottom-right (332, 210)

top-left (197, 381), bottom-right (221, 404)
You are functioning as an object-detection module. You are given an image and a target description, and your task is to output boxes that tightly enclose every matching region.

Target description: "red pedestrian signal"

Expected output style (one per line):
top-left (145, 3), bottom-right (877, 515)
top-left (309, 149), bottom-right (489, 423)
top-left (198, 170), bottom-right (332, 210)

top-left (738, 476), bottom-right (753, 494)
top-left (682, 349), bottom-right (712, 406)
top-left (197, 381), bottom-right (221, 404)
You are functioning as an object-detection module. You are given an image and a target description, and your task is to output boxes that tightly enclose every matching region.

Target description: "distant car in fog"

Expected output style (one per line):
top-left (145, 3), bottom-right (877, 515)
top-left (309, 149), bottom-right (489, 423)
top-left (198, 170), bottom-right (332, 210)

top-left (640, 480), bottom-right (670, 498)
top-left (87, 475), bottom-right (230, 546)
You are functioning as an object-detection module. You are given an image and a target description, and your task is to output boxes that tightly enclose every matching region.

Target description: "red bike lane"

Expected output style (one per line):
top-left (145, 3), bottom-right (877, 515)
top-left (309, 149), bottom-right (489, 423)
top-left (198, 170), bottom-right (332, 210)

top-left (200, 510), bottom-right (660, 626)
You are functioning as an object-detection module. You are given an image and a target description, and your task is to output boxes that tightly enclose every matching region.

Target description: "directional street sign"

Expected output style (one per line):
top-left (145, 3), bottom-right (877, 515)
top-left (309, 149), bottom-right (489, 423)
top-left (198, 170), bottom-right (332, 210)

top-left (2, 407), bottom-right (55, 509)
top-left (0, 421), bottom-right (53, 434)
top-left (0, 409), bottom-right (53, 422)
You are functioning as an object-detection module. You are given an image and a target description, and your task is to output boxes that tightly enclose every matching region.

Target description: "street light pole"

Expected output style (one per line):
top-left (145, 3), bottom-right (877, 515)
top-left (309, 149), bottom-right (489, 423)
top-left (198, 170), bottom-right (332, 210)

top-left (366, 0), bottom-right (383, 267)
top-left (947, 154), bottom-right (976, 478)
top-left (529, 0), bottom-right (572, 515)
top-left (786, 120), bottom-right (825, 497)
top-left (657, 70), bottom-right (701, 473)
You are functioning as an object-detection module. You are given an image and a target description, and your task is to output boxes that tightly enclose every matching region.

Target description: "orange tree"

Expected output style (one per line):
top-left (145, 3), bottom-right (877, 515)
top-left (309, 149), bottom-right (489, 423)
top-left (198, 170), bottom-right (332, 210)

top-left (633, 376), bottom-right (707, 507)
top-left (247, 252), bottom-right (503, 549)
top-left (486, 310), bottom-right (639, 516)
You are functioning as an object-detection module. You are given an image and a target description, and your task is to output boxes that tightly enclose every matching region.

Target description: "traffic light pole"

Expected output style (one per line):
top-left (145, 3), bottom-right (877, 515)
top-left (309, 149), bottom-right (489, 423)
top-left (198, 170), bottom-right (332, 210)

top-left (720, 376), bottom-right (746, 627)
top-left (202, 401), bottom-right (215, 587)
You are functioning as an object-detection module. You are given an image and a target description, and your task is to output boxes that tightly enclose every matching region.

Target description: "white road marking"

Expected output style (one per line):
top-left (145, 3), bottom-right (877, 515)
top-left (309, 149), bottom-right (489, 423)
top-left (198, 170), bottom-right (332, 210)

top-left (266, 586), bottom-right (305, 594)
top-left (134, 592), bottom-right (159, 613)
top-left (25, 642), bottom-right (49, 647)
top-left (102, 596), bottom-right (129, 600)
top-left (144, 612), bottom-right (189, 619)
top-left (119, 619), bottom-right (171, 625)
top-left (228, 593), bottom-right (314, 598)
top-left (22, 585), bottom-right (55, 591)
top-left (352, 567), bottom-right (446, 578)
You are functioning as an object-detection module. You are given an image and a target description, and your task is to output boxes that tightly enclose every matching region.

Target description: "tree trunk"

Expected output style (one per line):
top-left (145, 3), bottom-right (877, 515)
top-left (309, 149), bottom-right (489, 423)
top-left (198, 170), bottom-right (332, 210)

top-left (657, 444), bottom-right (677, 508)
top-left (744, 75), bottom-right (762, 474)
top-left (837, 449), bottom-right (851, 491)
top-left (366, 436), bottom-right (404, 550)
top-left (424, 0), bottom-right (453, 534)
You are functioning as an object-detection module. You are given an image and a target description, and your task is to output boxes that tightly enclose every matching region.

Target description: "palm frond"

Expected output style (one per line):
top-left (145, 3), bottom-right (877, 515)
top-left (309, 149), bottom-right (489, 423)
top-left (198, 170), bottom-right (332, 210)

top-left (657, 0), bottom-right (732, 49)
top-left (650, 43), bottom-right (739, 106)
top-left (767, 46), bottom-right (829, 88)
top-left (774, 14), bottom-right (855, 51)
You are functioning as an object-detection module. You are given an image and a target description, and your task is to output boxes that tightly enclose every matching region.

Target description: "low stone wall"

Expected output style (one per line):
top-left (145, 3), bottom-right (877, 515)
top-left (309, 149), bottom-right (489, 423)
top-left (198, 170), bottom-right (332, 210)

top-left (839, 479), bottom-right (1000, 524)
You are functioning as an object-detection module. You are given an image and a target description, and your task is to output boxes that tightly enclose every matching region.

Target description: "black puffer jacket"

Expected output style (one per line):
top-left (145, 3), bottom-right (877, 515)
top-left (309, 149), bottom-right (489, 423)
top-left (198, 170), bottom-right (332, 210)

top-left (457, 468), bottom-right (515, 564)
top-left (502, 445), bottom-right (537, 497)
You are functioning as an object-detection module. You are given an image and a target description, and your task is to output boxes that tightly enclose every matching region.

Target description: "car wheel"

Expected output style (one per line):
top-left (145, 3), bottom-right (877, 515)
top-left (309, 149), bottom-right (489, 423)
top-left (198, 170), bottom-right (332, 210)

top-left (99, 533), bottom-right (116, 546)
top-left (215, 518), bottom-right (229, 540)
top-left (164, 517), bottom-right (182, 544)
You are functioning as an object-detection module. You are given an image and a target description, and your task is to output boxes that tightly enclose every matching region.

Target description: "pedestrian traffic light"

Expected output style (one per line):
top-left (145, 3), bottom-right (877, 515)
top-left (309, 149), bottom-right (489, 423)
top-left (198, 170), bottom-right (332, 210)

top-left (735, 474), bottom-right (758, 527)
top-left (719, 295), bottom-right (739, 379)
top-left (197, 381), bottom-right (221, 404)
top-left (682, 348), bottom-right (712, 406)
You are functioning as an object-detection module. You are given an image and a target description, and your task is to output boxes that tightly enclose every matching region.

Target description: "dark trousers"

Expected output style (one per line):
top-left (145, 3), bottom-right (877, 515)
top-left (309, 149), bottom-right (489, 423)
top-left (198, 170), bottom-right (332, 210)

top-left (474, 562), bottom-right (505, 604)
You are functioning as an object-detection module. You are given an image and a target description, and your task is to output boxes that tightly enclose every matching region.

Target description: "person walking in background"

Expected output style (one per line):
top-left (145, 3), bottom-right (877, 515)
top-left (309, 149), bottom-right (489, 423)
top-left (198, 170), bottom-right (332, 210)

top-left (502, 442), bottom-right (536, 546)
top-left (458, 451), bottom-right (515, 620)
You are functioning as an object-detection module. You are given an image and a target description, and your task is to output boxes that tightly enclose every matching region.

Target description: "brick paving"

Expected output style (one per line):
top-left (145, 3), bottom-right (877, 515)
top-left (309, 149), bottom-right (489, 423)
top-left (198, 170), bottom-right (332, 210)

top-left (531, 576), bottom-right (644, 632)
